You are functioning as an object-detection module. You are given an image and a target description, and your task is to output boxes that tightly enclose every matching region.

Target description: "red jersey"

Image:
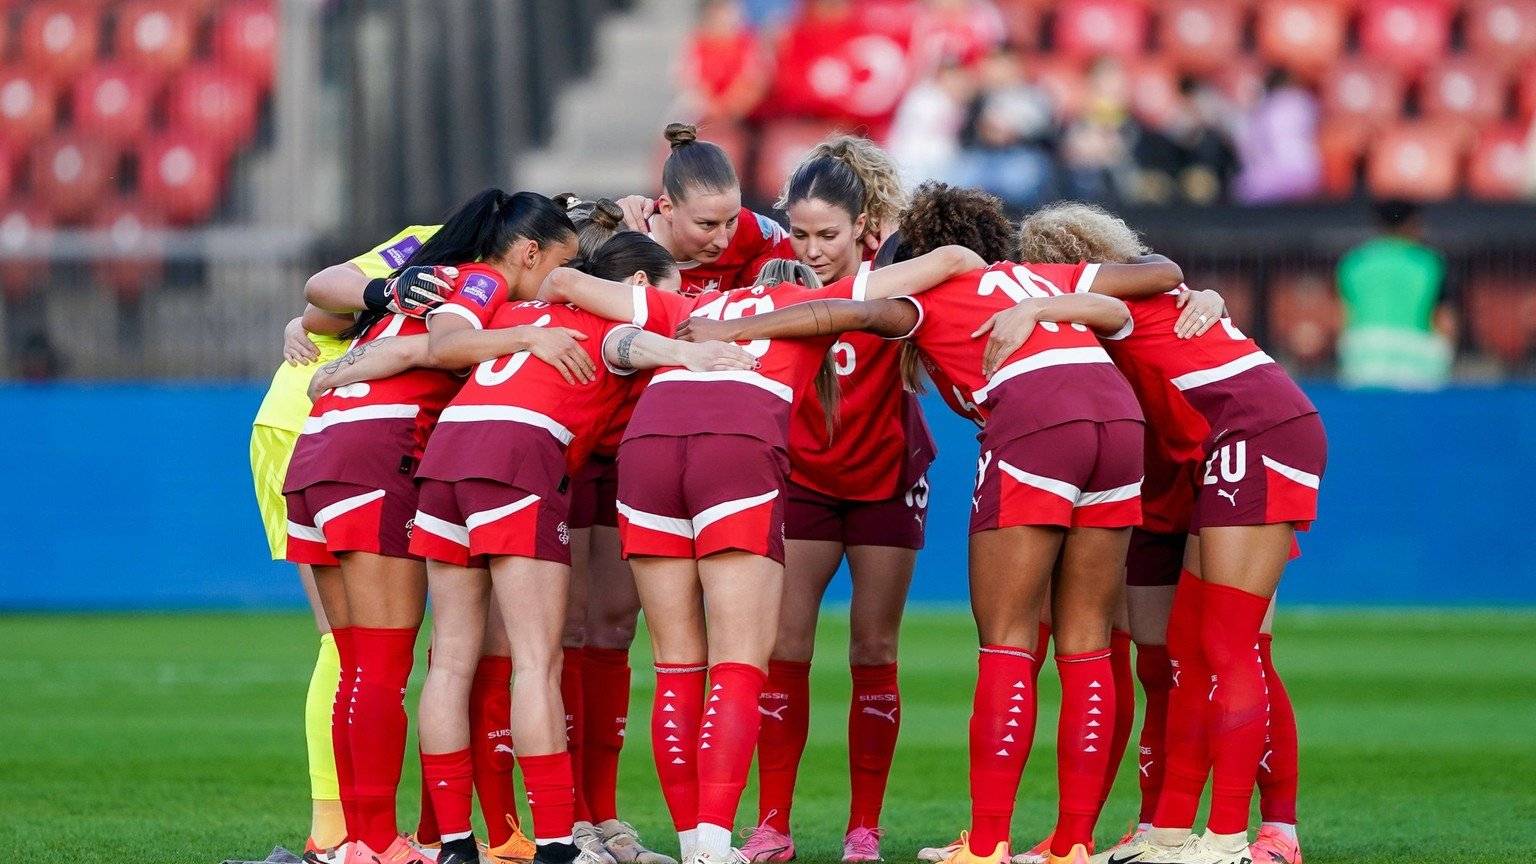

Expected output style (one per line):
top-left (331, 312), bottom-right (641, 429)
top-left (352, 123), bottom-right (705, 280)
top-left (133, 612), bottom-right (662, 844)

top-left (788, 328), bottom-right (936, 501)
top-left (670, 208), bottom-right (795, 296)
top-left (623, 270), bottom-right (868, 448)
top-left (426, 263), bottom-right (518, 331)
top-left (418, 300), bottom-right (660, 483)
top-left (1098, 289), bottom-right (1317, 450)
top-left (904, 261), bottom-right (1142, 436)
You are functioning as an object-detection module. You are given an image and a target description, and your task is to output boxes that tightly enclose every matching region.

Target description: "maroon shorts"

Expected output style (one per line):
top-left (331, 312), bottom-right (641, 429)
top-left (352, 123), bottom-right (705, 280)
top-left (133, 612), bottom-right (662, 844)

top-left (970, 419), bottom-right (1145, 533)
top-left (411, 477), bottom-right (572, 565)
top-left (785, 476), bottom-right (928, 549)
top-left (1193, 413), bottom-right (1327, 531)
top-left (616, 433), bottom-right (790, 562)
top-left (285, 475), bottom-right (420, 565)
top-left (1125, 529), bottom-right (1188, 587)
top-left (569, 454), bottom-right (619, 530)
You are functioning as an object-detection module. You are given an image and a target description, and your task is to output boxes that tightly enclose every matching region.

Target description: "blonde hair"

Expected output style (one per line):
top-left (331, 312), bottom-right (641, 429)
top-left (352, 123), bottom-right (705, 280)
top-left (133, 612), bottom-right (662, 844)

top-left (778, 134), bottom-right (908, 245)
top-left (752, 258), bottom-right (841, 435)
top-left (1017, 202), bottom-right (1148, 264)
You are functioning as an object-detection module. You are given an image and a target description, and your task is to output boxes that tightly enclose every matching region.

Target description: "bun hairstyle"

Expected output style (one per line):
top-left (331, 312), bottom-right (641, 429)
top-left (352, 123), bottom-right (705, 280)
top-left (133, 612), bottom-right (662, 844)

top-left (1017, 202), bottom-right (1147, 265)
top-left (556, 193), bottom-right (628, 261)
top-left (343, 188), bottom-right (576, 338)
top-left (779, 135), bottom-right (907, 241)
top-left (752, 258), bottom-right (841, 436)
top-left (581, 231), bottom-right (678, 286)
top-left (661, 122), bottom-right (739, 202)
top-left (897, 181), bottom-right (1018, 263)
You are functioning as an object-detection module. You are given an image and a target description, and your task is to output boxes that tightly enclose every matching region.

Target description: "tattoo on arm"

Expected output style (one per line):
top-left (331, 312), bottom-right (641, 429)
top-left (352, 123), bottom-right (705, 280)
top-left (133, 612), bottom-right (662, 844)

top-left (322, 340), bottom-right (371, 375)
top-left (614, 329), bottom-right (640, 369)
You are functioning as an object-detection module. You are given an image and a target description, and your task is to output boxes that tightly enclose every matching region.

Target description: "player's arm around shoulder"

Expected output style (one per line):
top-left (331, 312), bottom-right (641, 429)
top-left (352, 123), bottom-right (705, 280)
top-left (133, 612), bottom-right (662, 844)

top-left (601, 325), bottom-right (757, 374)
top-left (972, 294), bottom-right (1132, 378)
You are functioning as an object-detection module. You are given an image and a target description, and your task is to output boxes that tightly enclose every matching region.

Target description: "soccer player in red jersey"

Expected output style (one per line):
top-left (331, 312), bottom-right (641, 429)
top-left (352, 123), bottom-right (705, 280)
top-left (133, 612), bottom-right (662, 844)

top-left (672, 184), bottom-right (1186, 864)
top-left (987, 204), bottom-right (1326, 864)
top-left (736, 137), bottom-right (935, 864)
top-left (537, 243), bottom-right (983, 864)
top-left (614, 123), bottom-right (796, 296)
top-left (284, 190), bottom-right (584, 864)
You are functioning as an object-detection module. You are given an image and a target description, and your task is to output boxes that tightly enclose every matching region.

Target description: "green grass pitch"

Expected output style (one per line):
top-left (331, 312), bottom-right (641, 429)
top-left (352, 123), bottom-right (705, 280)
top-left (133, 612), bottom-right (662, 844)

top-left (5, 609), bottom-right (1533, 863)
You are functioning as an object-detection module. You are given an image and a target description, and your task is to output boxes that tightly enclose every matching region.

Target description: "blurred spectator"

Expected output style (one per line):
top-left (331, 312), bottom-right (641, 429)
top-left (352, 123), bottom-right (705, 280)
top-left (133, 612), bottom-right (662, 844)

top-left (1132, 76), bottom-right (1238, 205)
top-left (1234, 69), bottom-right (1323, 204)
top-left (887, 60), bottom-right (977, 188)
top-left (955, 46), bottom-right (1056, 206)
top-left (908, 0), bottom-right (1007, 75)
top-left (1336, 199), bottom-right (1454, 390)
top-left (679, 0), bottom-right (770, 123)
top-left (759, 0), bottom-right (913, 134)
top-left (1061, 57), bottom-right (1136, 202)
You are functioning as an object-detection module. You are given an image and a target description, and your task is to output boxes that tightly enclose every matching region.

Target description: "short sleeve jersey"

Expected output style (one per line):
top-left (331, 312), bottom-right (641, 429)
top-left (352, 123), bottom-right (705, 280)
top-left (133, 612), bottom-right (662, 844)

top-left (252, 223), bottom-right (442, 433)
top-left (904, 261), bottom-right (1142, 437)
top-left (426, 262), bottom-right (519, 332)
top-left (622, 270), bottom-right (870, 447)
top-left (672, 208), bottom-right (796, 296)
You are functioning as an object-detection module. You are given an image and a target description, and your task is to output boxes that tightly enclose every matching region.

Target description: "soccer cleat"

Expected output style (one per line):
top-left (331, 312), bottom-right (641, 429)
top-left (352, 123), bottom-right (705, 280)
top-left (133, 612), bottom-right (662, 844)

top-left (598, 818), bottom-right (678, 864)
top-left (842, 826), bottom-right (883, 863)
top-left (917, 839), bottom-right (965, 863)
top-left (681, 850), bottom-right (750, 864)
top-left (484, 818), bottom-right (538, 864)
top-left (302, 839), bottom-right (349, 864)
top-left (377, 834), bottom-right (440, 864)
top-left (434, 837), bottom-right (481, 864)
top-left (1045, 845), bottom-right (1091, 864)
top-left (1247, 826), bottom-right (1300, 864)
top-left (405, 834), bottom-right (441, 862)
top-left (576, 821), bottom-right (619, 864)
top-left (1090, 832), bottom-right (1249, 864)
top-left (737, 818), bottom-right (796, 862)
top-left (1010, 835), bottom-right (1052, 864)
top-left (937, 833), bottom-right (1009, 864)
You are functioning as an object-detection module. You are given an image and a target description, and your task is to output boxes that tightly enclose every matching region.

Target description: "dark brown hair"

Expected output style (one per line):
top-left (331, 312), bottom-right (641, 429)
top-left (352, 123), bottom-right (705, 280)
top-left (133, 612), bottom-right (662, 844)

top-left (897, 182), bottom-right (1018, 263)
top-left (661, 123), bottom-right (738, 202)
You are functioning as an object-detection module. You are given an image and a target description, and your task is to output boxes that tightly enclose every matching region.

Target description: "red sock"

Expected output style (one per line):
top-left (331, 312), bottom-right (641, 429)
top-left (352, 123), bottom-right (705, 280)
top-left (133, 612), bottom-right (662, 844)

top-left (652, 662), bottom-right (707, 831)
top-left (697, 662), bottom-right (768, 830)
top-left (349, 626), bottom-right (419, 851)
top-left (1257, 635), bottom-right (1298, 825)
top-left (1200, 581), bottom-right (1272, 835)
top-left (581, 646), bottom-right (631, 824)
top-left (519, 751), bottom-right (577, 842)
top-left (1134, 643), bottom-right (1172, 825)
top-left (848, 662), bottom-right (901, 832)
top-left (422, 749), bottom-right (475, 839)
top-left (1153, 572), bottom-right (1211, 830)
top-left (1104, 631), bottom-right (1135, 802)
top-left (756, 660), bottom-right (811, 832)
top-left (560, 647), bottom-right (590, 824)
top-left (416, 755), bottom-right (441, 845)
top-left (471, 655), bottom-right (518, 846)
top-left (329, 627), bottom-right (360, 841)
top-left (1052, 650), bottom-right (1115, 855)
top-left (968, 645), bottom-right (1038, 856)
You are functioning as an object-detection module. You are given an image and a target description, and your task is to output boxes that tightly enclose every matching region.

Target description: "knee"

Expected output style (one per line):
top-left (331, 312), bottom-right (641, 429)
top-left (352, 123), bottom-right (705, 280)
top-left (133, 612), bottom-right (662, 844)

top-left (1050, 618), bottom-right (1110, 656)
top-left (586, 605), bottom-right (640, 651)
top-left (848, 634), bottom-right (898, 667)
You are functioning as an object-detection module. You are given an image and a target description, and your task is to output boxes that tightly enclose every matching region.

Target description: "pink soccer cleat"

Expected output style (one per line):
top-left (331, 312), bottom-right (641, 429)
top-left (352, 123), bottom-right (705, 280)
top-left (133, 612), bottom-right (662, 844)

top-left (738, 819), bottom-right (796, 863)
top-left (1248, 826), bottom-right (1302, 864)
top-left (842, 827), bottom-right (884, 863)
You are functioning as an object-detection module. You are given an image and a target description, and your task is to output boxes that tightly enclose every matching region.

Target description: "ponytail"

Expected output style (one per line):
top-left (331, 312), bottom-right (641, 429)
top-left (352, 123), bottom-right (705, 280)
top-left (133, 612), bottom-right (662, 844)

top-left (661, 122), bottom-right (738, 202)
top-left (779, 134), bottom-right (907, 244)
top-left (752, 258), bottom-right (841, 436)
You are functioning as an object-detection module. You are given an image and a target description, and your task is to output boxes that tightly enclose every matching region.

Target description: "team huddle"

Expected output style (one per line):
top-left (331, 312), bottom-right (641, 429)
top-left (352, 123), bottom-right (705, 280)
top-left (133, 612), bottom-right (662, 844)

top-left (248, 124), bottom-right (1326, 864)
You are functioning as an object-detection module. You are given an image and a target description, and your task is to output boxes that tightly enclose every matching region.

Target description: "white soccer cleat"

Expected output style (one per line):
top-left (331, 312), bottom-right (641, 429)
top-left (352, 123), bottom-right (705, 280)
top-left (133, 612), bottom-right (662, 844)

top-left (575, 821), bottom-right (619, 864)
top-left (1090, 831), bottom-right (1251, 864)
top-left (917, 839), bottom-right (965, 863)
top-left (598, 819), bottom-right (679, 864)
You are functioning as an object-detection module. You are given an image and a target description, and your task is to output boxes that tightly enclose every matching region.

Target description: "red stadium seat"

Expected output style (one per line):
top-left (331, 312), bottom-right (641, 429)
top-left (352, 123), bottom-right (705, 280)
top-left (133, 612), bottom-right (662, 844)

top-left (1466, 0), bottom-right (1536, 71)
top-left (1256, 0), bottom-right (1348, 81)
top-left (1321, 61), bottom-right (1406, 128)
top-left (1268, 271), bottom-right (1341, 367)
top-left (71, 64), bottom-right (158, 147)
top-left (1466, 124), bottom-right (1530, 200)
top-left (115, 1), bottom-right (197, 75)
top-left (1520, 63), bottom-right (1536, 119)
top-left (1467, 276), bottom-right (1536, 363)
top-left (1155, 0), bottom-right (1246, 74)
top-left (19, 1), bottom-right (101, 83)
top-left (0, 204), bottom-right (51, 300)
top-left (1317, 120), bottom-right (1368, 197)
top-left (93, 199), bottom-right (167, 299)
top-left (1421, 58), bottom-right (1511, 129)
top-left (31, 133), bottom-right (117, 224)
top-left (1053, 0), bottom-right (1150, 60)
top-left (0, 145), bottom-right (14, 201)
top-left (1030, 57), bottom-right (1087, 121)
top-left (167, 64), bottom-right (261, 155)
top-left (1365, 122), bottom-right (1466, 200)
top-left (136, 132), bottom-right (225, 224)
top-left (0, 67), bottom-right (59, 148)
top-left (753, 119), bottom-right (843, 203)
top-left (1127, 58), bottom-right (1180, 128)
top-left (1358, 0), bottom-right (1454, 75)
top-left (1212, 56), bottom-right (1266, 109)
top-left (213, 0), bottom-right (278, 91)
top-left (995, 0), bottom-right (1045, 51)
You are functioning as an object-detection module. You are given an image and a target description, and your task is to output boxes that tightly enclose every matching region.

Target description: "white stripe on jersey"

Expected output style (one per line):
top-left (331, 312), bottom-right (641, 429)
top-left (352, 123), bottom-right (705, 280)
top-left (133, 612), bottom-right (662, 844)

top-left (616, 502), bottom-right (694, 538)
top-left (413, 510), bottom-right (469, 547)
top-left (997, 460), bottom-right (1081, 502)
top-left (465, 494), bottom-right (541, 531)
top-left (1261, 456), bottom-right (1321, 489)
top-left (302, 403), bottom-right (420, 434)
top-left (313, 489), bottom-right (387, 530)
top-left (1076, 479), bottom-right (1143, 507)
top-left (692, 490), bottom-right (779, 533)
top-left (438, 404), bottom-right (575, 445)
top-left (649, 369), bottom-right (796, 402)
top-left (286, 520), bottom-right (326, 543)
top-left (973, 346), bottom-right (1115, 403)
top-left (1169, 350), bottom-right (1274, 391)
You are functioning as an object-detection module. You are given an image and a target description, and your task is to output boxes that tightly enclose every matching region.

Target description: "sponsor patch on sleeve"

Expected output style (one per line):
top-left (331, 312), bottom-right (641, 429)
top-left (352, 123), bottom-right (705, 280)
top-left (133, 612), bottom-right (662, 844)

top-left (378, 234), bottom-right (423, 269)
top-left (461, 273), bottom-right (498, 307)
top-left (755, 212), bottom-right (787, 243)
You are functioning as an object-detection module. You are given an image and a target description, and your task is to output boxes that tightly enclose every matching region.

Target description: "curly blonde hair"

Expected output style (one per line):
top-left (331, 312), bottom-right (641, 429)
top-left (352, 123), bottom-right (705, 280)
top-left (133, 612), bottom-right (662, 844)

top-left (778, 135), bottom-right (907, 243)
top-left (1017, 202), bottom-right (1147, 264)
